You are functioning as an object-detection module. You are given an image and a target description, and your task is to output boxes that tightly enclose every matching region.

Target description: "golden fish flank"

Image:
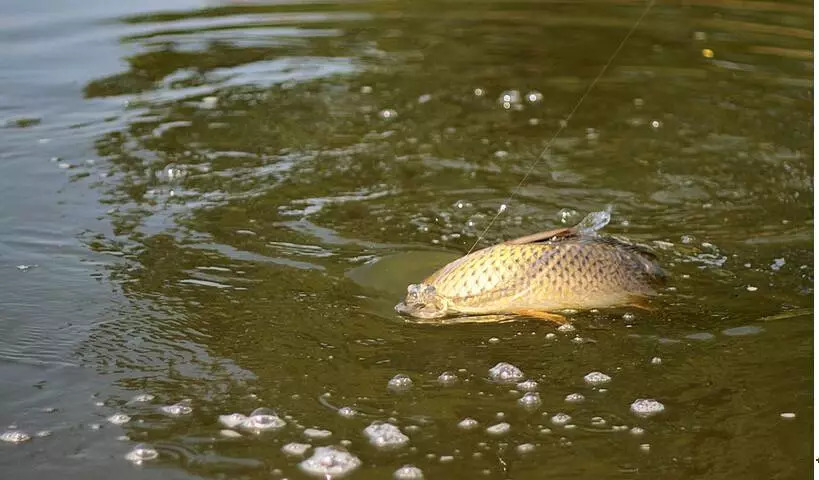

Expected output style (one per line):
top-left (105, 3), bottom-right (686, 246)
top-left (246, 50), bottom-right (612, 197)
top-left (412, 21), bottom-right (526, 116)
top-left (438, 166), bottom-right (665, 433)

top-left (395, 224), bottom-right (665, 322)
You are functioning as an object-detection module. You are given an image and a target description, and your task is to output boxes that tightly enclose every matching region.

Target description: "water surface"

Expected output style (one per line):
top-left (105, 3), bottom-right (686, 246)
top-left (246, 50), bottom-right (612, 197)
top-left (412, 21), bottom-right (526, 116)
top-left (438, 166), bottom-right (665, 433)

top-left (0, 0), bottom-right (812, 478)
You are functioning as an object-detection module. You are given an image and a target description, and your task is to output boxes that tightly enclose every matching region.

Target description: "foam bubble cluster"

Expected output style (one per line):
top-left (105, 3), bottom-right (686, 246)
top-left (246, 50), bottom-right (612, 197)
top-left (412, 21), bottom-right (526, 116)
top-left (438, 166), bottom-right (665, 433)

top-left (107, 413), bottom-right (131, 425)
top-left (394, 465), bottom-right (425, 479)
top-left (550, 413), bottom-right (572, 425)
top-left (338, 407), bottom-right (357, 418)
top-left (516, 380), bottom-right (538, 392)
top-left (630, 399), bottom-right (665, 417)
top-left (160, 400), bottom-right (193, 416)
top-left (437, 371), bottom-right (458, 386)
top-left (457, 418), bottom-right (479, 430)
top-left (565, 393), bottom-right (585, 403)
top-left (583, 371), bottom-right (612, 386)
top-left (517, 392), bottom-right (541, 409)
top-left (125, 444), bottom-right (159, 464)
top-left (299, 446), bottom-right (361, 478)
top-left (387, 374), bottom-right (414, 392)
top-left (485, 422), bottom-right (510, 436)
top-left (488, 362), bottom-right (524, 383)
top-left (282, 442), bottom-right (311, 457)
top-left (363, 422), bottom-right (410, 449)
top-left (0, 431), bottom-right (30, 444)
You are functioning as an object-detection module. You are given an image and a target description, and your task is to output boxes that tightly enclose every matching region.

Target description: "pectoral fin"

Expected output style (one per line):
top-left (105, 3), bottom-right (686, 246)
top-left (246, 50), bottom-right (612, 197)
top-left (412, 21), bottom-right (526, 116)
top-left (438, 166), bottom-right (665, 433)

top-left (513, 309), bottom-right (568, 324)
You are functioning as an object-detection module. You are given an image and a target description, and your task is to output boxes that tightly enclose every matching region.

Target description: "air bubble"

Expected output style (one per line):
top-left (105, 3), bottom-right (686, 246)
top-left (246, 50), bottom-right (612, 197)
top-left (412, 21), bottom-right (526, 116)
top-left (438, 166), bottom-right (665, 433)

top-left (387, 374), bottom-right (413, 392)
top-left (630, 399), bottom-right (665, 417)
top-left (242, 408), bottom-right (287, 433)
top-left (299, 446), bottom-right (361, 478)
top-left (125, 444), bottom-right (159, 464)
top-left (474, 88), bottom-right (485, 96)
top-left (623, 312), bottom-right (635, 322)
top-left (498, 204), bottom-right (508, 213)
top-left (583, 371), bottom-right (612, 386)
top-left (499, 90), bottom-right (521, 105)
top-left (516, 443), bottom-right (536, 454)
top-left (526, 91), bottom-right (543, 103)
top-left (650, 357), bottom-right (662, 365)
top-left (590, 416), bottom-right (606, 426)
top-left (220, 429), bottom-right (242, 438)
top-left (630, 427), bottom-right (645, 435)
top-left (363, 422), bottom-right (409, 449)
top-left (650, 120), bottom-right (662, 129)
top-left (488, 362), bottom-right (524, 384)
top-left (418, 94), bottom-right (432, 104)
top-left (379, 109), bottom-right (398, 119)
top-left (780, 412), bottom-right (796, 419)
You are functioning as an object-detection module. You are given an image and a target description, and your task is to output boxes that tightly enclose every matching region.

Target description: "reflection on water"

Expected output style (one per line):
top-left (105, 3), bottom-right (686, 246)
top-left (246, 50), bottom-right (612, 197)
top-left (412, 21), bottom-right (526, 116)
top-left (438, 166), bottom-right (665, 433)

top-left (0, 0), bottom-right (812, 478)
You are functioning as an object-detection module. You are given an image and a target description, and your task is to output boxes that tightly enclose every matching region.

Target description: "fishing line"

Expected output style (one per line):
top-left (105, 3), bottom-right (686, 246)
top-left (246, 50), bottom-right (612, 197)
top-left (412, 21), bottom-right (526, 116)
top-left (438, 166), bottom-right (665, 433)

top-left (466, 0), bottom-right (656, 255)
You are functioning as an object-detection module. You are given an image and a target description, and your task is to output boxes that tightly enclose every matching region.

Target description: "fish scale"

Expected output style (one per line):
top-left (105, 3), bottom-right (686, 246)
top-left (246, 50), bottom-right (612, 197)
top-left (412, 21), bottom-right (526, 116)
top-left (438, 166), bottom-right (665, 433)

top-left (423, 237), bottom-right (662, 314)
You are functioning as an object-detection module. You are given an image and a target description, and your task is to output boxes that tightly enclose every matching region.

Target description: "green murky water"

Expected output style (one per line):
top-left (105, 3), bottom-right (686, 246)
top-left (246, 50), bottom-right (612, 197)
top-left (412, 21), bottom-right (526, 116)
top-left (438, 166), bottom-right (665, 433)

top-left (0, 0), bottom-right (812, 478)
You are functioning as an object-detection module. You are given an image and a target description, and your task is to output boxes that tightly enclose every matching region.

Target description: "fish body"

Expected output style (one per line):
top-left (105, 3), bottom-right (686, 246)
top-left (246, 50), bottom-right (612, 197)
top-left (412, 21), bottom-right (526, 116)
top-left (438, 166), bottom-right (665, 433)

top-left (395, 217), bottom-right (664, 321)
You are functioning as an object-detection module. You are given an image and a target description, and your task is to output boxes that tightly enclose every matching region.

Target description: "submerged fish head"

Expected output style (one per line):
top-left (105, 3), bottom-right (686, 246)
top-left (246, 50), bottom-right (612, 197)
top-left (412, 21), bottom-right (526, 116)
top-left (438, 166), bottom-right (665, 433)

top-left (395, 283), bottom-right (448, 319)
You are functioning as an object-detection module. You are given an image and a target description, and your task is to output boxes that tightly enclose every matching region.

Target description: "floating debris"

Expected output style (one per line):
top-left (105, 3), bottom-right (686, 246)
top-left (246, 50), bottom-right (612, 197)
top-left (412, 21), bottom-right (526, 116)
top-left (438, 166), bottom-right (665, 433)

top-left (394, 465), bottom-right (425, 479)
top-left (590, 416), bottom-right (607, 426)
top-left (780, 412), bottom-right (796, 420)
top-left (130, 394), bottom-right (155, 403)
top-left (650, 357), bottom-right (662, 365)
top-left (746, 285), bottom-right (758, 292)
top-left (299, 446), bottom-right (361, 478)
top-left (488, 362), bottom-right (524, 384)
top-left (630, 427), bottom-right (645, 435)
top-left (640, 443), bottom-right (651, 452)
top-left (771, 258), bottom-right (786, 271)
top-left (220, 429), bottom-right (242, 438)
top-left (516, 443), bottom-right (536, 454)
top-left (630, 399), bottom-right (665, 417)
top-left (583, 371), bottom-right (612, 386)
top-left (282, 442), bottom-right (312, 457)
top-left (387, 374), bottom-right (413, 393)
top-left (485, 422), bottom-right (511, 436)
top-left (363, 422), bottom-right (409, 449)
top-left (0, 431), bottom-right (30, 444)
top-left (125, 444), bottom-right (159, 464)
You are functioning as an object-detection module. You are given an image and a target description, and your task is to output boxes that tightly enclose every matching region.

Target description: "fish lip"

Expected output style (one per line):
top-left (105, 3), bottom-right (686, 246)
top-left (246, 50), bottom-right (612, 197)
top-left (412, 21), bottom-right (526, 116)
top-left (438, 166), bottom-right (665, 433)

top-left (394, 301), bottom-right (446, 319)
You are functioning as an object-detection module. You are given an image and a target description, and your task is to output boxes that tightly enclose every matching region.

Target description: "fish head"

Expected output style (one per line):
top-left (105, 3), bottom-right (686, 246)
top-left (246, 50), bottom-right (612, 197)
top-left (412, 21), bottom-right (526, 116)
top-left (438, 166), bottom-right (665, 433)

top-left (395, 283), bottom-right (448, 319)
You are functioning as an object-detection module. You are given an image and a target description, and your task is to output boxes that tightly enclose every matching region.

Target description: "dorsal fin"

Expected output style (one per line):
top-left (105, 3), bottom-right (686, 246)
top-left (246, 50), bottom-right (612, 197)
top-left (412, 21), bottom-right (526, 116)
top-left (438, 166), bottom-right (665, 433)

top-left (503, 227), bottom-right (578, 245)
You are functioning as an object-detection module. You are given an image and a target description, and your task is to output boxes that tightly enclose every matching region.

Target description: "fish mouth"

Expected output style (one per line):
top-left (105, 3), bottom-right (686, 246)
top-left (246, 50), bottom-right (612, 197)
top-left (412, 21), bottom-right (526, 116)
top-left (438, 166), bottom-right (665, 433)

top-left (394, 301), bottom-right (446, 319)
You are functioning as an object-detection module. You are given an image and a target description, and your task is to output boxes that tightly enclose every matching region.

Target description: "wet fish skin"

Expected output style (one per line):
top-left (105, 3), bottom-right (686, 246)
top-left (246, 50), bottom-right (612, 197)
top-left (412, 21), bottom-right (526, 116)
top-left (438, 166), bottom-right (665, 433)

top-left (396, 229), bottom-right (664, 320)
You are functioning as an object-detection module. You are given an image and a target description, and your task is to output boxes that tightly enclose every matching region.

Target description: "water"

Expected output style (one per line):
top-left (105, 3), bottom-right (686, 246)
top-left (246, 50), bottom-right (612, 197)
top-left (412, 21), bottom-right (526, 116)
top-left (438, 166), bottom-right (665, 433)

top-left (0, 0), bottom-right (812, 479)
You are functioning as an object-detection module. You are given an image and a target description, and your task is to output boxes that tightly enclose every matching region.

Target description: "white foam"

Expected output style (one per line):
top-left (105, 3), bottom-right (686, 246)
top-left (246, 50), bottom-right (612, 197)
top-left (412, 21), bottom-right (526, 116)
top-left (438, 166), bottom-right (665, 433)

top-left (387, 374), bottom-right (413, 392)
top-left (518, 392), bottom-right (541, 409)
top-left (394, 465), bottom-right (425, 479)
top-left (488, 362), bottom-right (524, 384)
top-left (550, 413), bottom-right (572, 425)
top-left (457, 418), bottom-right (479, 430)
top-left (363, 422), bottom-right (409, 449)
top-left (583, 371), bottom-right (612, 386)
top-left (485, 422), bottom-right (510, 436)
top-left (630, 399), bottom-right (665, 417)
top-left (125, 444), bottom-right (159, 464)
top-left (0, 431), bottom-right (30, 444)
top-left (299, 446), bottom-right (361, 478)
top-left (282, 442), bottom-right (311, 457)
